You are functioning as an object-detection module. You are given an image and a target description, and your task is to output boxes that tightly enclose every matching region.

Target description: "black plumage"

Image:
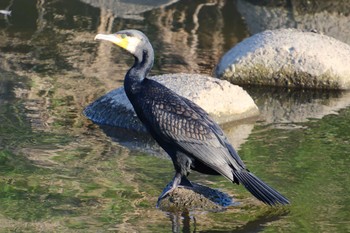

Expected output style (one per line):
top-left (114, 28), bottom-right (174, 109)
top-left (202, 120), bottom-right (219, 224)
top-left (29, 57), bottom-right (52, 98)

top-left (92, 29), bottom-right (289, 206)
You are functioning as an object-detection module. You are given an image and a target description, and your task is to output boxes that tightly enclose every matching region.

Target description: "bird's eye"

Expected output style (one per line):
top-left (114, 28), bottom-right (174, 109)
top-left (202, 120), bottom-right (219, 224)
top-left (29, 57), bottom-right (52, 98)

top-left (121, 34), bottom-right (126, 39)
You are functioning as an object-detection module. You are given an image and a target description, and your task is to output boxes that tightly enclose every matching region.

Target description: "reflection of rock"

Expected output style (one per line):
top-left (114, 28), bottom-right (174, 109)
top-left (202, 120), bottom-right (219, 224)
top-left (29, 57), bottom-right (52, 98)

top-left (236, 0), bottom-right (350, 45)
top-left (247, 87), bottom-right (350, 126)
top-left (216, 29), bottom-right (350, 90)
top-left (84, 73), bottom-right (259, 132)
top-left (157, 182), bottom-right (234, 212)
top-left (79, 0), bottom-right (179, 20)
top-left (222, 120), bottom-right (256, 149)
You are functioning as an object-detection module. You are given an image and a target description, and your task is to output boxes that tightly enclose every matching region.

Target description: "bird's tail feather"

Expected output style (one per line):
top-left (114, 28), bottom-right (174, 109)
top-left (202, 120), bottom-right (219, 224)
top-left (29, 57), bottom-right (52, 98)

top-left (233, 170), bottom-right (290, 206)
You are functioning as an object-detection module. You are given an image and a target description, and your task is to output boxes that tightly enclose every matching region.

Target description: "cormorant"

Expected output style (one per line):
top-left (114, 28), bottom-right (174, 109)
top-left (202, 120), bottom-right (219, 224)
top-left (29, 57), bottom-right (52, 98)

top-left (93, 29), bottom-right (289, 206)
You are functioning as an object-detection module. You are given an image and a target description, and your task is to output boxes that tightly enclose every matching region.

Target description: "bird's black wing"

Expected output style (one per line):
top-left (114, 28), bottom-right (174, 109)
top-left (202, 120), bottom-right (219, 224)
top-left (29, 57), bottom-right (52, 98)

top-left (181, 97), bottom-right (246, 169)
top-left (139, 80), bottom-right (245, 180)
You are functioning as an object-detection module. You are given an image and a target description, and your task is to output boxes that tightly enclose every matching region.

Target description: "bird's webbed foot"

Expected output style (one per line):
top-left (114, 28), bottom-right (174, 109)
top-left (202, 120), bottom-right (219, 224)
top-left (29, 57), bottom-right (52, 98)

top-left (156, 173), bottom-right (192, 207)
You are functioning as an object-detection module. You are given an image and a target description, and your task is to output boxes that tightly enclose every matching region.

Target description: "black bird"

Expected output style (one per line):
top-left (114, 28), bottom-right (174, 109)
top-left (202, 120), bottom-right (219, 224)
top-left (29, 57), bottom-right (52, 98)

top-left (93, 29), bottom-right (289, 206)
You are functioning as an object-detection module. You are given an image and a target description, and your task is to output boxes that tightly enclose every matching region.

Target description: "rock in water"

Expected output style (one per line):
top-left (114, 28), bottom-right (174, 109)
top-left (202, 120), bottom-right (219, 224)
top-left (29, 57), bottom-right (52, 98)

top-left (157, 182), bottom-right (235, 212)
top-left (216, 29), bottom-right (350, 90)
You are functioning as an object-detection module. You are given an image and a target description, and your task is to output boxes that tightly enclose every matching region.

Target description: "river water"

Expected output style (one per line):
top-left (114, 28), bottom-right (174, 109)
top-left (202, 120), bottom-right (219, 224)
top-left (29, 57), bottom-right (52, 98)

top-left (0, 0), bottom-right (349, 232)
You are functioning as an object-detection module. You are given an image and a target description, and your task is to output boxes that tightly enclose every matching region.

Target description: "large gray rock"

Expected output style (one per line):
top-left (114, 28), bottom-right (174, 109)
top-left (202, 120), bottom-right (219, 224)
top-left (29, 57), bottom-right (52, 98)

top-left (215, 29), bottom-right (350, 90)
top-left (84, 73), bottom-right (259, 132)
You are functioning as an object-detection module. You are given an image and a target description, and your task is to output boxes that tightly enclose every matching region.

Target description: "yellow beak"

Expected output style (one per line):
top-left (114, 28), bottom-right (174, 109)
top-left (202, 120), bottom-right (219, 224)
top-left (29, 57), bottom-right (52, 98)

top-left (94, 33), bottom-right (129, 50)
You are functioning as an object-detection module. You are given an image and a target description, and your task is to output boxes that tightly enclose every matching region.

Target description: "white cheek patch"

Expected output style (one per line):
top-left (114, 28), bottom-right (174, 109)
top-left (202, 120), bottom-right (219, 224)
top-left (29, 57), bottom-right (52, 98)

top-left (114, 36), bottom-right (123, 44)
top-left (126, 37), bottom-right (141, 53)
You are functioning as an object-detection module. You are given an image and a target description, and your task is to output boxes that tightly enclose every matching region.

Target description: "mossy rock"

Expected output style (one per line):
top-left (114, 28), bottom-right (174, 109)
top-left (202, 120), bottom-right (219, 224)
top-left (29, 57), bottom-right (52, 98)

top-left (157, 182), bottom-right (234, 212)
top-left (216, 29), bottom-right (350, 90)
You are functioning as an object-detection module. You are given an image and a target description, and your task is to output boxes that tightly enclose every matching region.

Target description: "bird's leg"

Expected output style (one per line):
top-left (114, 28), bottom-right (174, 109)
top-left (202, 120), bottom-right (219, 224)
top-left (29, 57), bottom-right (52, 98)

top-left (179, 175), bottom-right (193, 187)
top-left (176, 152), bottom-right (193, 187)
top-left (157, 172), bottom-right (182, 206)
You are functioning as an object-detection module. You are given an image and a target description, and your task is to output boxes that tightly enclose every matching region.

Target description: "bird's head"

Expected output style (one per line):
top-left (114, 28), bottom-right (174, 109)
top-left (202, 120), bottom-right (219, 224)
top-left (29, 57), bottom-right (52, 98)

top-left (94, 29), bottom-right (151, 57)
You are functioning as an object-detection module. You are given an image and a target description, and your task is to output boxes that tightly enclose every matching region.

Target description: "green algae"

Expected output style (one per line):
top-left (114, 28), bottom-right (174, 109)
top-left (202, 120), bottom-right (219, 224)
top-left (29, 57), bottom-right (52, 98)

top-left (223, 63), bottom-right (343, 89)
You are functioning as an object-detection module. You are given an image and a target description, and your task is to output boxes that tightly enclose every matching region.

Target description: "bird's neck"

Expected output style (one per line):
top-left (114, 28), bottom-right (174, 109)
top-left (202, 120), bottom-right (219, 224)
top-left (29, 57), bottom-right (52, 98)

top-left (124, 49), bottom-right (154, 97)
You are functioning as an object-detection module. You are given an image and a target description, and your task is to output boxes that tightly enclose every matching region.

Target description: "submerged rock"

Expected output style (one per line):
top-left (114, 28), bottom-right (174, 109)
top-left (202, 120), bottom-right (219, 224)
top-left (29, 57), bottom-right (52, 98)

top-left (215, 29), bottom-right (350, 90)
top-left (84, 73), bottom-right (259, 132)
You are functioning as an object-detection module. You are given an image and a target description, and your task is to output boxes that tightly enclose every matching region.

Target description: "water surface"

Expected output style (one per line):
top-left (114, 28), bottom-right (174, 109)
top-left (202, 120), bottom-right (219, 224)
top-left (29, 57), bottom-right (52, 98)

top-left (0, 0), bottom-right (349, 232)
